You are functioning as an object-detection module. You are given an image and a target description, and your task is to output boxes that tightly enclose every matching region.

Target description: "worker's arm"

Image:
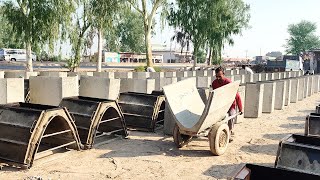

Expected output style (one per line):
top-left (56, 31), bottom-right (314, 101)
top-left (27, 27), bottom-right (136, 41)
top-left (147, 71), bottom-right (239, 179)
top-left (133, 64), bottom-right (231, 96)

top-left (236, 93), bottom-right (243, 112)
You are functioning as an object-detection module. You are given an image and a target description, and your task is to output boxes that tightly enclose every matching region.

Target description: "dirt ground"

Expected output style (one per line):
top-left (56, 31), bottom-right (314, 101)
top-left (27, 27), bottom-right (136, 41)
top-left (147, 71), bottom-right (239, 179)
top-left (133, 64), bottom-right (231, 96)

top-left (0, 93), bottom-right (319, 180)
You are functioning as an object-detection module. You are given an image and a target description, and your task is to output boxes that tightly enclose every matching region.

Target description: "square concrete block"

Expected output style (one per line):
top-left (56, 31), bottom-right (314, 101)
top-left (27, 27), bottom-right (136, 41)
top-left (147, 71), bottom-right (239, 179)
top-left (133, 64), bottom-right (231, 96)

top-left (176, 71), bottom-right (188, 77)
top-left (0, 78), bottom-right (24, 104)
top-left (187, 71), bottom-right (196, 77)
top-left (68, 71), bottom-right (94, 77)
top-left (30, 76), bottom-right (79, 106)
top-left (262, 81), bottom-right (276, 113)
top-left (154, 77), bottom-right (178, 91)
top-left (274, 80), bottom-right (286, 110)
top-left (280, 72), bottom-right (286, 79)
top-left (164, 72), bottom-right (176, 78)
top-left (298, 78), bottom-right (305, 101)
top-left (5, 71), bottom-right (38, 79)
top-left (225, 70), bottom-right (233, 76)
top-left (93, 72), bottom-right (115, 78)
top-left (290, 79), bottom-right (299, 103)
top-left (114, 72), bottom-right (133, 79)
top-left (268, 73), bottom-right (275, 80)
top-left (80, 77), bottom-right (120, 100)
top-left (39, 71), bottom-right (67, 77)
top-left (239, 69), bottom-right (246, 75)
top-left (253, 74), bottom-right (261, 82)
top-left (234, 75), bottom-right (242, 84)
top-left (308, 76), bottom-right (314, 96)
top-left (284, 79), bottom-right (292, 106)
top-left (304, 77), bottom-right (309, 98)
top-left (196, 76), bottom-right (211, 88)
top-left (261, 73), bottom-right (268, 81)
top-left (196, 70), bottom-right (208, 77)
top-left (313, 75), bottom-right (319, 93)
top-left (0, 71), bottom-right (4, 78)
top-left (120, 79), bottom-right (155, 93)
top-left (177, 77), bottom-right (189, 81)
top-left (233, 69), bottom-right (239, 75)
top-left (245, 74), bottom-right (253, 83)
top-left (149, 72), bottom-right (164, 78)
top-left (244, 83), bottom-right (264, 118)
top-left (133, 72), bottom-right (150, 79)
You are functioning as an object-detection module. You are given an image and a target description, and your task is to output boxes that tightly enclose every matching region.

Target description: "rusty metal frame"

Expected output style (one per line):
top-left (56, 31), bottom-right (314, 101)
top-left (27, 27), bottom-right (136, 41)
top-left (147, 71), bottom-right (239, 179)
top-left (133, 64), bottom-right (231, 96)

top-left (0, 103), bottom-right (81, 168)
top-left (60, 96), bottom-right (128, 149)
top-left (118, 92), bottom-right (165, 132)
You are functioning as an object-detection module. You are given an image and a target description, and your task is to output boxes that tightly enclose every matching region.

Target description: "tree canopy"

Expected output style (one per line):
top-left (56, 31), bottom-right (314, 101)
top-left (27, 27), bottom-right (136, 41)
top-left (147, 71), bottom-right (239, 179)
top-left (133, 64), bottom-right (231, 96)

top-left (285, 20), bottom-right (320, 56)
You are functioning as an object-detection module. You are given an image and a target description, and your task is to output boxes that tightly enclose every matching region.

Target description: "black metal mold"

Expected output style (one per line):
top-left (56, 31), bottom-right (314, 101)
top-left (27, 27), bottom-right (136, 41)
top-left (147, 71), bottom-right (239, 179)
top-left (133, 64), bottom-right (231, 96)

top-left (275, 134), bottom-right (320, 176)
top-left (228, 163), bottom-right (320, 180)
top-left (305, 113), bottom-right (320, 137)
top-left (118, 92), bottom-right (165, 132)
top-left (0, 103), bottom-right (81, 168)
top-left (59, 96), bottom-right (128, 149)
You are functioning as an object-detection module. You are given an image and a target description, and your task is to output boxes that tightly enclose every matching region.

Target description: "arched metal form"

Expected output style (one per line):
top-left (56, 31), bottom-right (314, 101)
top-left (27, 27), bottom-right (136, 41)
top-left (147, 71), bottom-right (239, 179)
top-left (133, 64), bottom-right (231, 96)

top-left (0, 103), bottom-right (81, 168)
top-left (60, 96), bottom-right (128, 149)
top-left (118, 92), bottom-right (165, 132)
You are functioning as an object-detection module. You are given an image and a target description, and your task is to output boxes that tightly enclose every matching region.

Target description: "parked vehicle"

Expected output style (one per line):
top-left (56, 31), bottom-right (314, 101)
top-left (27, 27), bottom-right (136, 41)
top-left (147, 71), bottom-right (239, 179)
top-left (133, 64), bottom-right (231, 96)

top-left (0, 48), bottom-right (36, 61)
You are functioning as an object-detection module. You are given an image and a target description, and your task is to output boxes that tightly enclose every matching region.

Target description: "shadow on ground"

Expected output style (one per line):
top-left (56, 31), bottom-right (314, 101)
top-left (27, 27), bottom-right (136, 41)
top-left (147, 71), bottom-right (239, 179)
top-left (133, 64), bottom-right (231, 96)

top-left (239, 144), bottom-right (278, 156)
top-left (263, 133), bottom-right (290, 141)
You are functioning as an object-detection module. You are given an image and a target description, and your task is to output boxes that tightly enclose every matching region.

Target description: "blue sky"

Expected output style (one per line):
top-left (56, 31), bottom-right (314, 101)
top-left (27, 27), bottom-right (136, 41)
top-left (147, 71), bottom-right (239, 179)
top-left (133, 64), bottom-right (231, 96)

top-left (152, 0), bottom-right (320, 58)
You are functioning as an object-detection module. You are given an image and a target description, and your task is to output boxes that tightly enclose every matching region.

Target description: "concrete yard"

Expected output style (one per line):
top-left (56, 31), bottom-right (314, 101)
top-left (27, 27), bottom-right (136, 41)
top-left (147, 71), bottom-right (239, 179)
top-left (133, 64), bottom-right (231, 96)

top-left (0, 92), bottom-right (318, 180)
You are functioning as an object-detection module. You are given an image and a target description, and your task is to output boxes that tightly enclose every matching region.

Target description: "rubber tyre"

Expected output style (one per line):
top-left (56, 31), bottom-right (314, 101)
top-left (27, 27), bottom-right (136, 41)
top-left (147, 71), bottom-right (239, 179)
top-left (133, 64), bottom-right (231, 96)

top-left (209, 123), bottom-right (230, 156)
top-left (173, 124), bottom-right (192, 148)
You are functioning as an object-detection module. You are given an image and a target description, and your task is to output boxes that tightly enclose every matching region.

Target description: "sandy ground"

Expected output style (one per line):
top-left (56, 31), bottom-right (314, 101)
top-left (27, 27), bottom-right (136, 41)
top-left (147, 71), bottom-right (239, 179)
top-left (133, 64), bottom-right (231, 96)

top-left (0, 93), bottom-right (319, 180)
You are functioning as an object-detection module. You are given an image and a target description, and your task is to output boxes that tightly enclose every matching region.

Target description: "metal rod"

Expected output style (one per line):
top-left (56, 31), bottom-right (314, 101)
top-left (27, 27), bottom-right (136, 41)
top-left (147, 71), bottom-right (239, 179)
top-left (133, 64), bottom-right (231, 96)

top-left (155, 120), bottom-right (164, 124)
top-left (100, 117), bottom-right (120, 123)
top-left (122, 113), bottom-right (150, 118)
top-left (42, 129), bottom-right (72, 138)
top-left (35, 141), bottom-right (76, 159)
top-left (95, 129), bottom-right (123, 138)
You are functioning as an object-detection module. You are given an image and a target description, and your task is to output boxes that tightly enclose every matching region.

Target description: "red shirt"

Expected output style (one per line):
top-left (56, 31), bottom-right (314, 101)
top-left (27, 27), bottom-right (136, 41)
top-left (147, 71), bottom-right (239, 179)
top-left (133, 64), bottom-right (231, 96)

top-left (211, 78), bottom-right (243, 112)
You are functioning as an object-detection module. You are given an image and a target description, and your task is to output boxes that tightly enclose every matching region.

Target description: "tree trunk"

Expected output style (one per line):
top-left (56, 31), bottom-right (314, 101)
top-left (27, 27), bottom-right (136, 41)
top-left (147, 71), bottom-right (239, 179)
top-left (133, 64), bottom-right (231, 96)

top-left (26, 41), bottom-right (33, 72)
top-left (74, 38), bottom-right (83, 72)
top-left (145, 28), bottom-right (153, 67)
top-left (207, 47), bottom-right (213, 66)
top-left (193, 48), bottom-right (197, 68)
top-left (97, 27), bottom-right (103, 72)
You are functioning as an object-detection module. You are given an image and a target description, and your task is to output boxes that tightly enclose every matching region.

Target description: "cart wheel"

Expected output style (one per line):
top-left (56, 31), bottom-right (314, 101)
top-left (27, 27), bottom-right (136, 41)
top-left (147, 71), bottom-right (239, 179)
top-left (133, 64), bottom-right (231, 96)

top-left (208, 123), bottom-right (230, 156)
top-left (173, 124), bottom-right (192, 148)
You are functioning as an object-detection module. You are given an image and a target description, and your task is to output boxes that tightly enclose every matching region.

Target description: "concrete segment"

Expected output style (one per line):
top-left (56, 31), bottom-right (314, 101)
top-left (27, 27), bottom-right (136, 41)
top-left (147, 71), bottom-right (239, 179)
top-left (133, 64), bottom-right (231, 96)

top-left (244, 82), bottom-right (264, 118)
top-left (253, 74), bottom-right (261, 82)
top-left (79, 77), bottom-right (120, 100)
top-left (284, 79), bottom-right (292, 106)
top-left (0, 78), bottom-right (24, 104)
top-left (176, 71), bottom-right (188, 77)
top-left (262, 81), bottom-right (276, 113)
top-left (290, 79), bottom-right (299, 103)
top-left (5, 71), bottom-right (38, 79)
top-left (196, 76), bottom-right (211, 88)
top-left (39, 71), bottom-right (68, 77)
top-left (297, 78), bottom-right (305, 101)
top-left (225, 70), bottom-right (233, 76)
top-left (0, 71), bottom-right (4, 78)
top-left (245, 74), bottom-right (253, 83)
top-left (304, 76), bottom-right (309, 98)
top-left (187, 71), bottom-right (196, 77)
top-left (196, 70), bottom-right (208, 77)
top-left (93, 72), bottom-right (114, 78)
top-left (164, 72), bottom-right (176, 78)
top-left (164, 101), bottom-right (175, 135)
top-left (68, 72), bottom-right (93, 77)
top-left (133, 72), bottom-right (150, 79)
top-left (274, 80), bottom-right (286, 110)
top-left (120, 79), bottom-right (155, 93)
top-left (149, 72), bottom-right (164, 79)
top-left (261, 73), bottom-right (268, 81)
top-left (29, 76), bottom-right (79, 106)
top-left (114, 72), bottom-right (133, 79)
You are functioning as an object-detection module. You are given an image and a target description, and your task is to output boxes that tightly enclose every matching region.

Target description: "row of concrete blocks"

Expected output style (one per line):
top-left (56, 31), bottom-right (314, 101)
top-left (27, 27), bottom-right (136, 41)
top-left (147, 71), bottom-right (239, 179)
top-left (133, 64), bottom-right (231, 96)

top-left (0, 70), bottom-right (304, 80)
top-left (244, 75), bottom-right (320, 118)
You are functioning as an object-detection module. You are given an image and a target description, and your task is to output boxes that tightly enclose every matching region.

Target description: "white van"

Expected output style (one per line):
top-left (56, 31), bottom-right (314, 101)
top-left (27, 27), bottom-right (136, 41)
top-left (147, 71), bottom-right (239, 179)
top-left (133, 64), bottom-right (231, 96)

top-left (0, 48), bottom-right (37, 61)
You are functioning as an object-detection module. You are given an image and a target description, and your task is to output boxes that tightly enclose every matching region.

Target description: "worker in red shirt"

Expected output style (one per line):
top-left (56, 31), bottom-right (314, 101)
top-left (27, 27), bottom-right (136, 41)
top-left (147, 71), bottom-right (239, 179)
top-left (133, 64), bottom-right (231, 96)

top-left (211, 67), bottom-right (243, 141)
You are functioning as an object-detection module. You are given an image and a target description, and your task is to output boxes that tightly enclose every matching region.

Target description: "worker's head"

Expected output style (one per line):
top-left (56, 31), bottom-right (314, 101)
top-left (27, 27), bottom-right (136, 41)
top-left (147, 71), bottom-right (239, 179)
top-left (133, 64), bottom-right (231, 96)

top-left (215, 67), bottom-right (225, 82)
top-left (242, 65), bottom-right (246, 69)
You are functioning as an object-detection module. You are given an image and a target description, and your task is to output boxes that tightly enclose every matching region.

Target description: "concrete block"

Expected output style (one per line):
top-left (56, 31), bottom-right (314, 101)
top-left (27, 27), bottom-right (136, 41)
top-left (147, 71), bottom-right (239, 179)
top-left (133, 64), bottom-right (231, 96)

top-left (262, 81), bottom-right (276, 113)
top-left (297, 78), bottom-right (305, 101)
top-left (196, 70), bottom-right (208, 77)
top-left (239, 69), bottom-right (246, 75)
top-left (177, 77), bottom-right (189, 81)
top-left (120, 79), bottom-right (155, 93)
top-left (39, 71), bottom-right (67, 77)
top-left (93, 72), bottom-right (114, 78)
top-left (0, 78), bottom-right (24, 104)
top-left (284, 79), bottom-right (292, 106)
top-left (5, 71), bottom-right (38, 79)
top-left (244, 83), bottom-right (264, 118)
top-left (285, 71), bottom-right (292, 78)
top-left (234, 75), bottom-right (242, 84)
top-left (233, 69), bottom-right (239, 75)
top-left (274, 80), bottom-right (286, 110)
top-left (308, 76), bottom-right (314, 96)
top-left (280, 72), bottom-right (286, 79)
top-left (268, 73), bottom-right (275, 80)
top-left (68, 71), bottom-right (93, 77)
top-left (196, 76), bottom-right (211, 88)
top-left (261, 73), bottom-right (268, 81)
top-left (133, 72), bottom-right (150, 79)
top-left (290, 79), bottom-right (299, 103)
top-left (245, 74), bottom-right (253, 83)
top-left (114, 72), bottom-right (133, 79)
top-left (164, 72), bottom-right (176, 78)
top-left (79, 77), bottom-right (120, 100)
top-left (30, 76), bottom-right (79, 106)
top-left (313, 75), bottom-right (319, 93)
top-left (225, 70), bottom-right (233, 76)
top-left (237, 85), bottom-right (246, 122)
top-left (304, 77), bottom-right (309, 98)
top-left (149, 72), bottom-right (164, 79)
top-left (176, 71), bottom-right (188, 77)
top-left (187, 71), bottom-right (196, 77)
top-left (253, 74), bottom-right (261, 82)
top-left (0, 71), bottom-right (4, 78)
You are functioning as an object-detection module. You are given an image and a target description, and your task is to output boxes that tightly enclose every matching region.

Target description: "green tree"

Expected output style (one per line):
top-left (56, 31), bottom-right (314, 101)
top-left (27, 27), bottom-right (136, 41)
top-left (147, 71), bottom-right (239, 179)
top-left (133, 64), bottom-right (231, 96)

top-left (91, 0), bottom-right (120, 72)
top-left (127, 0), bottom-right (168, 67)
top-left (105, 9), bottom-right (145, 53)
top-left (2, 0), bottom-right (74, 71)
top-left (285, 20), bottom-right (320, 55)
